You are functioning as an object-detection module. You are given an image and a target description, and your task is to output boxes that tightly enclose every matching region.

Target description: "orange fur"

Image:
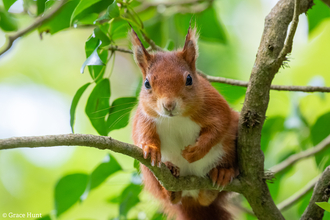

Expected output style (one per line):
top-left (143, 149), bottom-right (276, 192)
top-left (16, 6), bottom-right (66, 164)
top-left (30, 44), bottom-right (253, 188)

top-left (131, 26), bottom-right (239, 220)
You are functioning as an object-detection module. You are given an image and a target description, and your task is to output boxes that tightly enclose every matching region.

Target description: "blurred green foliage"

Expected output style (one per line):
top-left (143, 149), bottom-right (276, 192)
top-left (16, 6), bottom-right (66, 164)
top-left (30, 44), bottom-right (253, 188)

top-left (1, 0), bottom-right (330, 219)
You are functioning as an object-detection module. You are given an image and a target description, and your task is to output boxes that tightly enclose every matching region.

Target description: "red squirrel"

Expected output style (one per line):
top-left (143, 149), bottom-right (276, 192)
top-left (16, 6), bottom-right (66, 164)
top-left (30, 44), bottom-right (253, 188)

top-left (131, 26), bottom-right (239, 220)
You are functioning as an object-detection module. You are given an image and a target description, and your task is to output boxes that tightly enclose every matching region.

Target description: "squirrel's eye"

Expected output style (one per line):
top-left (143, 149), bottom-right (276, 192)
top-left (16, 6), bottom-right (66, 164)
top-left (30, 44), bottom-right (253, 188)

top-left (144, 79), bottom-right (151, 89)
top-left (186, 74), bottom-right (193, 86)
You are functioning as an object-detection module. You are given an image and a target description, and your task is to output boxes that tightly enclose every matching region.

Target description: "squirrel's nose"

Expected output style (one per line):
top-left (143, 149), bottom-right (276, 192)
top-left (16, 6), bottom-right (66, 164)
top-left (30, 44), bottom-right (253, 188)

top-left (163, 101), bottom-right (176, 112)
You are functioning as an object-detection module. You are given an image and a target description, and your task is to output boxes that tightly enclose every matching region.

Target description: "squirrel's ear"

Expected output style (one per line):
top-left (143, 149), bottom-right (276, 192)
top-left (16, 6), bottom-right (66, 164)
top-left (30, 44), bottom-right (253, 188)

top-left (181, 26), bottom-right (199, 72)
top-left (130, 28), bottom-right (151, 76)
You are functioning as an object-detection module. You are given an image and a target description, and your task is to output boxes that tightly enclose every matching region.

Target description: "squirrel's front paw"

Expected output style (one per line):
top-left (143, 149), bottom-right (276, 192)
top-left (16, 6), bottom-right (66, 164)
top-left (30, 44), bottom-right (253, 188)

top-left (209, 167), bottom-right (238, 188)
top-left (165, 161), bottom-right (180, 177)
top-left (140, 143), bottom-right (161, 167)
top-left (181, 144), bottom-right (204, 163)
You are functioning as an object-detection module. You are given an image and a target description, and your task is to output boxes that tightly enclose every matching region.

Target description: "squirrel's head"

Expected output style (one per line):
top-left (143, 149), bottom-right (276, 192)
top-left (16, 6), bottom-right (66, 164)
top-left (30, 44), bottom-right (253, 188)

top-left (131, 26), bottom-right (202, 118)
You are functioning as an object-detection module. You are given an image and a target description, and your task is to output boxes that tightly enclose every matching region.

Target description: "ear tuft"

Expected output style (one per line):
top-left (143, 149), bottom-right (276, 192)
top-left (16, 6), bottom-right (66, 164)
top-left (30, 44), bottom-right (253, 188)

top-left (181, 26), bottom-right (199, 72)
top-left (130, 28), bottom-right (151, 76)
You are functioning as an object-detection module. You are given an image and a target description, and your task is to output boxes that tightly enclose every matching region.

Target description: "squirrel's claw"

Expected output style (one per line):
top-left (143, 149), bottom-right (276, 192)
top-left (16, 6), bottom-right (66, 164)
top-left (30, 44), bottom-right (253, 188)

top-left (141, 143), bottom-right (162, 167)
top-left (209, 167), bottom-right (237, 188)
top-left (165, 161), bottom-right (180, 177)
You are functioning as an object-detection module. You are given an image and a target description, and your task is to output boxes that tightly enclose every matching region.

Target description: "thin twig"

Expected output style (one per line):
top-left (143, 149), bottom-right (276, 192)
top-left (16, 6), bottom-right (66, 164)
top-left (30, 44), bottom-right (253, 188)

top-left (0, 0), bottom-right (68, 57)
top-left (270, 134), bottom-right (330, 174)
top-left (0, 133), bottom-right (242, 193)
top-left (277, 175), bottom-right (320, 211)
top-left (206, 75), bottom-right (330, 93)
top-left (108, 45), bottom-right (133, 54)
top-left (277, 0), bottom-right (300, 61)
top-left (108, 45), bottom-right (330, 93)
top-left (136, 0), bottom-right (211, 12)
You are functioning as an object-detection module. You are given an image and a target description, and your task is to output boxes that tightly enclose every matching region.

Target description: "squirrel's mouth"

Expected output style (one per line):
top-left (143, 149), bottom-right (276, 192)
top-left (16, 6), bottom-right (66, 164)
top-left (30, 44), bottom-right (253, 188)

top-left (158, 111), bottom-right (177, 118)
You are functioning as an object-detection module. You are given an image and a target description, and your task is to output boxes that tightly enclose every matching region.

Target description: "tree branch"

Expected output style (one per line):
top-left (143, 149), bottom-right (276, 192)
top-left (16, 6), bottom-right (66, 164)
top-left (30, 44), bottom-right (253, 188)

top-left (277, 175), bottom-right (320, 211)
top-left (301, 166), bottom-right (330, 220)
top-left (236, 0), bottom-right (313, 219)
top-left (0, 134), bottom-right (241, 193)
top-left (108, 46), bottom-right (330, 93)
top-left (0, 0), bottom-right (68, 57)
top-left (206, 75), bottom-right (330, 93)
top-left (270, 134), bottom-right (330, 174)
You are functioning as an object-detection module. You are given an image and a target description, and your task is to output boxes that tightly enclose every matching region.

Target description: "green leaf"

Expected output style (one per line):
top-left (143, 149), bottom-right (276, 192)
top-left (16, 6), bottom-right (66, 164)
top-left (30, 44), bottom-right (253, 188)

top-left (55, 173), bottom-right (89, 217)
top-left (85, 34), bottom-right (99, 57)
top-left (109, 19), bottom-right (129, 40)
top-left (198, 7), bottom-right (227, 43)
top-left (37, 0), bottom-right (47, 15)
top-left (211, 82), bottom-right (246, 105)
top-left (174, 6), bottom-right (227, 44)
top-left (70, 83), bottom-right (91, 133)
top-left (39, 0), bottom-right (80, 34)
top-left (83, 29), bottom-right (109, 79)
top-left (106, 0), bottom-right (120, 18)
top-left (316, 202), bottom-right (330, 212)
top-left (144, 17), bottom-right (164, 46)
top-left (0, 8), bottom-right (18, 32)
top-left (119, 183), bottom-right (142, 218)
top-left (76, 13), bottom-right (99, 25)
top-left (164, 39), bottom-right (175, 51)
top-left (70, 0), bottom-right (108, 25)
top-left (3, 0), bottom-right (17, 11)
top-left (37, 215), bottom-right (51, 220)
top-left (72, 0), bottom-right (114, 23)
top-left (81, 41), bottom-right (104, 74)
top-left (261, 116), bottom-right (285, 152)
top-left (151, 212), bottom-right (166, 220)
top-left (267, 171), bottom-right (285, 201)
top-left (311, 112), bottom-right (330, 170)
top-left (307, 0), bottom-right (330, 34)
top-left (94, 26), bottom-right (111, 46)
top-left (133, 159), bottom-right (140, 174)
top-left (107, 97), bottom-right (137, 133)
top-left (97, 0), bottom-right (120, 21)
top-left (107, 196), bottom-right (121, 203)
top-left (298, 191), bottom-right (313, 216)
top-left (89, 154), bottom-right (122, 190)
top-left (85, 79), bottom-right (111, 136)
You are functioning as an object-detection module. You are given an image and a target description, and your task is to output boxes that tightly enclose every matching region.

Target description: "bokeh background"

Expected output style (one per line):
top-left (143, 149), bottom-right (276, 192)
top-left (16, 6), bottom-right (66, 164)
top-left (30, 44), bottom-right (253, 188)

top-left (1, 0), bottom-right (330, 219)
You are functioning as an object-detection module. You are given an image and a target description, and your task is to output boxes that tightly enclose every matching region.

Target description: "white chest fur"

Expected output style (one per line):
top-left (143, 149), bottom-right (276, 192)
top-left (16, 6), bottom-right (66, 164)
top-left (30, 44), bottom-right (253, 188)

top-left (155, 116), bottom-right (225, 178)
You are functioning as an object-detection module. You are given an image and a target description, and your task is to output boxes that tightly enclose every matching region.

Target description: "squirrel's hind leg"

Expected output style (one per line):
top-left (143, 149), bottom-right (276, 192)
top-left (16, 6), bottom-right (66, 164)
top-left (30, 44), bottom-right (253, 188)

top-left (198, 190), bottom-right (218, 206)
top-left (164, 161), bottom-right (182, 204)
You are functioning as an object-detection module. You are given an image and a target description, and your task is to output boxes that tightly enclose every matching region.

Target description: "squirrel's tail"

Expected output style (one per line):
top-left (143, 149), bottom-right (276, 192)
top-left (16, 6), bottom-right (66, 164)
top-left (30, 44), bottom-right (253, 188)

top-left (164, 192), bottom-right (233, 220)
top-left (141, 165), bottom-right (233, 220)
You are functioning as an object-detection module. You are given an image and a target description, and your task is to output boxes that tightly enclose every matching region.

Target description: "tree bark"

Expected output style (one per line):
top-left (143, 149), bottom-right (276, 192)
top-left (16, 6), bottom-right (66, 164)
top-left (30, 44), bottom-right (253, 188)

top-left (301, 166), bottom-right (330, 220)
top-left (236, 0), bottom-right (313, 219)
